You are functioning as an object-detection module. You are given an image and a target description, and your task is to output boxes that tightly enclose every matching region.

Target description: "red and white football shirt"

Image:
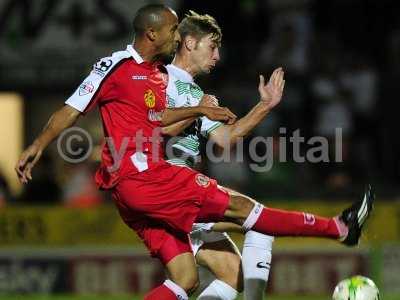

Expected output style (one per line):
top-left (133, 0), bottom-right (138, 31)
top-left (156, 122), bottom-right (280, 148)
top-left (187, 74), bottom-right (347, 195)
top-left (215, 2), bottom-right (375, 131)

top-left (65, 45), bottom-right (168, 189)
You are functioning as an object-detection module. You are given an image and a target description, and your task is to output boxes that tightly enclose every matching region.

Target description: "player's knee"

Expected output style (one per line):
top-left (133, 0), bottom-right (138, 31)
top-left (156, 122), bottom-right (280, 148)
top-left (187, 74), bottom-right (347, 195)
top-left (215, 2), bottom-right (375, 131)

top-left (219, 254), bottom-right (243, 292)
top-left (219, 263), bottom-right (243, 292)
top-left (174, 272), bottom-right (199, 294)
top-left (166, 252), bottom-right (199, 295)
top-left (199, 246), bottom-right (243, 292)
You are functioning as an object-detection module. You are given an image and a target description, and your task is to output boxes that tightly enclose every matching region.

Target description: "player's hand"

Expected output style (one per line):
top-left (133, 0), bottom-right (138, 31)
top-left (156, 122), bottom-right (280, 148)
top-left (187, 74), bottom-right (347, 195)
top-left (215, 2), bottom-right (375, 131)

top-left (15, 143), bottom-right (43, 184)
top-left (201, 106), bottom-right (237, 124)
top-left (259, 67), bottom-right (285, 110)
top-left (200, 94), bottom-right (219, 107)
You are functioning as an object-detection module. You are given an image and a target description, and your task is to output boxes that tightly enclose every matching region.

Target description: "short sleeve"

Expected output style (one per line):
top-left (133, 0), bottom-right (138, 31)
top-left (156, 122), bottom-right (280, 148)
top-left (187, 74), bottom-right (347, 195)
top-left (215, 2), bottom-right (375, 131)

top-left (200, 117), bottom-right (223, 137)
top-left (65, 56), bottom-right (123, 114)
top-left (166, 67), bottom-right (179, 108)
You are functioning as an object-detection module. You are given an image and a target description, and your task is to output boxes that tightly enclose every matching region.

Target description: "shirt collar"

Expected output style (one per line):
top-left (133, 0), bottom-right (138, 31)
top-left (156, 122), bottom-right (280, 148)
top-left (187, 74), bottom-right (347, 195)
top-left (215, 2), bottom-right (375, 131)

top-left (166, 64), bottom-right (194, 83)
top-left (126, 44), bottom-right (144, 64)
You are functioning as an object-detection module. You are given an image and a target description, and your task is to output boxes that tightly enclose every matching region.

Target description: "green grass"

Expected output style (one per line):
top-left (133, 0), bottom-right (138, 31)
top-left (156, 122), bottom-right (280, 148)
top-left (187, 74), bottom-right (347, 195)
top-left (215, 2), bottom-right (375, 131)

top-left (0, 295), bottom-right (398, 300)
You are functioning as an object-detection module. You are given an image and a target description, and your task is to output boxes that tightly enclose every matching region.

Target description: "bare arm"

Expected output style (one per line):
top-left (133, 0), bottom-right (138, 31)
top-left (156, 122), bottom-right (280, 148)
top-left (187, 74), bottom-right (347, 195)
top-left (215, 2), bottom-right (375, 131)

top-left (15, 105), bottom-right (81, 183)
top-left (209, 102), bottom-right (271, 148)
top-left (161, 106), bottom-right (236, 126)
top-left (161, 117), bottom-right (196, 136)
top-left (209, 68), bottom-right (285, 148)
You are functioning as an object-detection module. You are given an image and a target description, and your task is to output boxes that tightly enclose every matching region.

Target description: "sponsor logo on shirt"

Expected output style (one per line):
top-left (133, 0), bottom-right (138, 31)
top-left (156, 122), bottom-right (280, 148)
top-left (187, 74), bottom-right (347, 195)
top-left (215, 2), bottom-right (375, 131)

top-left (79, 81), bottom-right (94, 96)
top-left (132, 75), bottom-right (147, 80)
top-left (195, 174), bottom-right (210, 188)
top-left (93, 59), bottom-right (113, 77)
top-left (144, 89), bottom-right (156, 108)
top-left (148, 109), bottom-right (163, 122)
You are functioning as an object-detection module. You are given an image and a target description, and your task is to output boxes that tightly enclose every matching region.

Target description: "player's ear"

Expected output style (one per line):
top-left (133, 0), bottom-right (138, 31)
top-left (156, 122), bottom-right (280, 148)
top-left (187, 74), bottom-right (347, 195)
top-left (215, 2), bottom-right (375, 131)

top-left (146, 28), bottom-right (157, 42)
top-left (184, 35), bottom-right (196, 51)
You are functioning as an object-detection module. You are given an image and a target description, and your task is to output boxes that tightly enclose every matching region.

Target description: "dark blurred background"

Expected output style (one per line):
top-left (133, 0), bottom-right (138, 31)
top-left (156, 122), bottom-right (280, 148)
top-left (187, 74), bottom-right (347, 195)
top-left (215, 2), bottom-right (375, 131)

top-left (1, 0), bottom-right (399, 206)
top-left (1, 1), bottom-right (400, 298)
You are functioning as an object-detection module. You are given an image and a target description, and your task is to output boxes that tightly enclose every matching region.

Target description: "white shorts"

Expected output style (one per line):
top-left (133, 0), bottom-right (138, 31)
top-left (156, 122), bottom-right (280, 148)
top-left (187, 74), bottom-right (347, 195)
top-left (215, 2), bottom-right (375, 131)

top-left (190, 223), bottom-right (231, 256)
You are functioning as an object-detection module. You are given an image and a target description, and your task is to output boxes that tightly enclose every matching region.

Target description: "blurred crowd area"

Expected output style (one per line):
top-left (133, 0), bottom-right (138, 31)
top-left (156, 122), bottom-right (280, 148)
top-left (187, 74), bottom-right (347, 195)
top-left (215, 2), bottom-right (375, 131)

top-left (1, 0), bottom-right (400, 207)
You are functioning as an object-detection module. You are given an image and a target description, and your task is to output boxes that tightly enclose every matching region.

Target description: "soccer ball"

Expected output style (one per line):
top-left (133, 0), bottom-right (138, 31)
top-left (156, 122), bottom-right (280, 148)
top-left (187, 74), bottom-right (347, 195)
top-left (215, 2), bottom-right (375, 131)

top-left (332, 275), bottom-right (380, 300)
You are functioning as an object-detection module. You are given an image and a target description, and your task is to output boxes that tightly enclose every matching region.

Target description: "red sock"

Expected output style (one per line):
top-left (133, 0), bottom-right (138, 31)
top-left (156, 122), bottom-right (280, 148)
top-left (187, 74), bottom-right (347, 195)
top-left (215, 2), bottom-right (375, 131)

top-left (252, 207), bottom-right (341, 238)
top-left (144, 284), bottom-right (177, 300)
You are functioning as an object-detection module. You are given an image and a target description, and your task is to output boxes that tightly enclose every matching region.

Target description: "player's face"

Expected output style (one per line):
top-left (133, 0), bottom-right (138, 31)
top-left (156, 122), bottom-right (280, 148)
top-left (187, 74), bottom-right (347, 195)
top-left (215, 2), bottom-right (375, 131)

top-left (155, 9), bottom-right (180, 62)
top-left (191, 34), bottom-right (220, 75)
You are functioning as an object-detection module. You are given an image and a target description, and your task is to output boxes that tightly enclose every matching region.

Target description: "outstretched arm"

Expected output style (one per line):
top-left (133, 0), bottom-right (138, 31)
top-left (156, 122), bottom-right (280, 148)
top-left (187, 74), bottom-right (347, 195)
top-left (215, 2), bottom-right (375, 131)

top-left (162, 118), bottom-right (196, 136)
top-left (209, 67), bottom-right (285, 148)
top-left (161, 105), bottom-right (237, 126)
top-left (15, 105), bottom-right (81, 183)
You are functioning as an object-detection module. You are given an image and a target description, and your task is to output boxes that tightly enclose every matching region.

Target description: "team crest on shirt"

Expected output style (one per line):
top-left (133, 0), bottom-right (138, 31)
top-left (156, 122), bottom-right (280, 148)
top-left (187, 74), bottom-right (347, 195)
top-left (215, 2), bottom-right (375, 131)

top-left (93, 58), bottom-right (113, 77)
top-left (79, 81), bottom-right (94, 96)
top-left (195, 174), bottom-right (210, 188)
top-left (144, 89), bottom-right (156, 108)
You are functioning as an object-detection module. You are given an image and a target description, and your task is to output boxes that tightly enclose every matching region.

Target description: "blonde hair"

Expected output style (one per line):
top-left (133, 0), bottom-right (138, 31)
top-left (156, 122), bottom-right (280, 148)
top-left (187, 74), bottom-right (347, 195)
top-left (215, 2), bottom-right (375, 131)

top-left (178, 10), bottom-right (222, 47)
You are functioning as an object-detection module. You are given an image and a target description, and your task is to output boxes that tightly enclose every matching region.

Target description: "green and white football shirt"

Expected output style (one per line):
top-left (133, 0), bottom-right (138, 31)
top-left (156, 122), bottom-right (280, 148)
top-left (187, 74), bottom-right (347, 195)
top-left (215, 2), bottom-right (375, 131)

top-left (165, 64), bottom-right (222, 167)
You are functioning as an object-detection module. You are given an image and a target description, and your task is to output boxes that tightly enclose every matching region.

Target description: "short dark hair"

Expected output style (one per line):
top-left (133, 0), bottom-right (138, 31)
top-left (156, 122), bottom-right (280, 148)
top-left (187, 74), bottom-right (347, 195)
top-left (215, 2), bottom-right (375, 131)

top-left (178, 11), bottom-right (222, 47)
top-left (133, 4), bottom-right (171, 36)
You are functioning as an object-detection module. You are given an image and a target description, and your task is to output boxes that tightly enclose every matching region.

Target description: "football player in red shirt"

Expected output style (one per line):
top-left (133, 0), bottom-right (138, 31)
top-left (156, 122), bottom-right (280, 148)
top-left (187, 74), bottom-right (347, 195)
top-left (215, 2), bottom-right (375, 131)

top-left (16, 4), bottom-right (374, 300)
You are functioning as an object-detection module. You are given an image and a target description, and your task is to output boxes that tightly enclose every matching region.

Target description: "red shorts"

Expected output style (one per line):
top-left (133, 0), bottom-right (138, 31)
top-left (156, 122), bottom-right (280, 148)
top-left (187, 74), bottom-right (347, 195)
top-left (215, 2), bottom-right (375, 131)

top-left (121, 218), bottom-right (192, 265)
top-left (112, 162), bottom-right (230, 264)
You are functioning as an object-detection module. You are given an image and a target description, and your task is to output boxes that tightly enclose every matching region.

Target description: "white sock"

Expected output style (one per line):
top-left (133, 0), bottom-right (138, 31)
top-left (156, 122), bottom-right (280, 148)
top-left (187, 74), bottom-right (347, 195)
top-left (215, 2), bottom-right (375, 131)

top-left (196, 265), bottom-right (217, 295)
top-left (197, 279), bottom-right (238, 300)
top-left (163, 279), bottom-right (189, 300)
top-left (242, 231), bottom-right (274, 300)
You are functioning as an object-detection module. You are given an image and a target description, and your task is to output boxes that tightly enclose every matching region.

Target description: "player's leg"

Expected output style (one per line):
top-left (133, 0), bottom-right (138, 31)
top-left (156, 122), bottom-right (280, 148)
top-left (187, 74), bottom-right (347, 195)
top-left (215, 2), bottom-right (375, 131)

top-left (220, 185), bottom-right (374, 246)
top-left (196, 238), bottom-right (243, 300)
top-left (112, 205), bottom-right (198, 300)
top-left (216, 187), bottom-right (274, 300)
top-left (199, 184), bottom-right (346, 240)
top-left (144, 232), bottom-right (199, 300)
top-left (145, 252), bottom-right (197, 300)
top-left (166, 252), bottom-right (200, 294)
top-left (210, 221), bottom-right (273, 300)
top-left (242, 231), bottom-right (273, 300)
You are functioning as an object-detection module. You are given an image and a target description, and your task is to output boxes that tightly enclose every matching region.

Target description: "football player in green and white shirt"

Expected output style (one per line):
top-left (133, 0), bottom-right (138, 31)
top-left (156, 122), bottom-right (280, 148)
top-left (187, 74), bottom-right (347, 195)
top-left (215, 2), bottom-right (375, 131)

top-left (165, 63), bottom-right (223, 168)
top-left (162, 11), bottom-right (285, 300)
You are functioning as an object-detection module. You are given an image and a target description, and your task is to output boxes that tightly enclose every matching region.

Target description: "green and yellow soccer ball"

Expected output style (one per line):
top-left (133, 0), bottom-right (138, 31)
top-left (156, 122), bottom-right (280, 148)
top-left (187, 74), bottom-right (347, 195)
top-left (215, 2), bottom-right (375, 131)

top-left (333, 275), bottom-right (380, 300)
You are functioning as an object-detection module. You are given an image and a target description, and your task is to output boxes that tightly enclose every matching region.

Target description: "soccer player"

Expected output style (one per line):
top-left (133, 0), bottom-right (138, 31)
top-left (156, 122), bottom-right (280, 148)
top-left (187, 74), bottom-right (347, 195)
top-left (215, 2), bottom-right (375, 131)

top-left (162, 11), bottom-right (277, 300)
top-left (16, 4), bottom-right (374, 300)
